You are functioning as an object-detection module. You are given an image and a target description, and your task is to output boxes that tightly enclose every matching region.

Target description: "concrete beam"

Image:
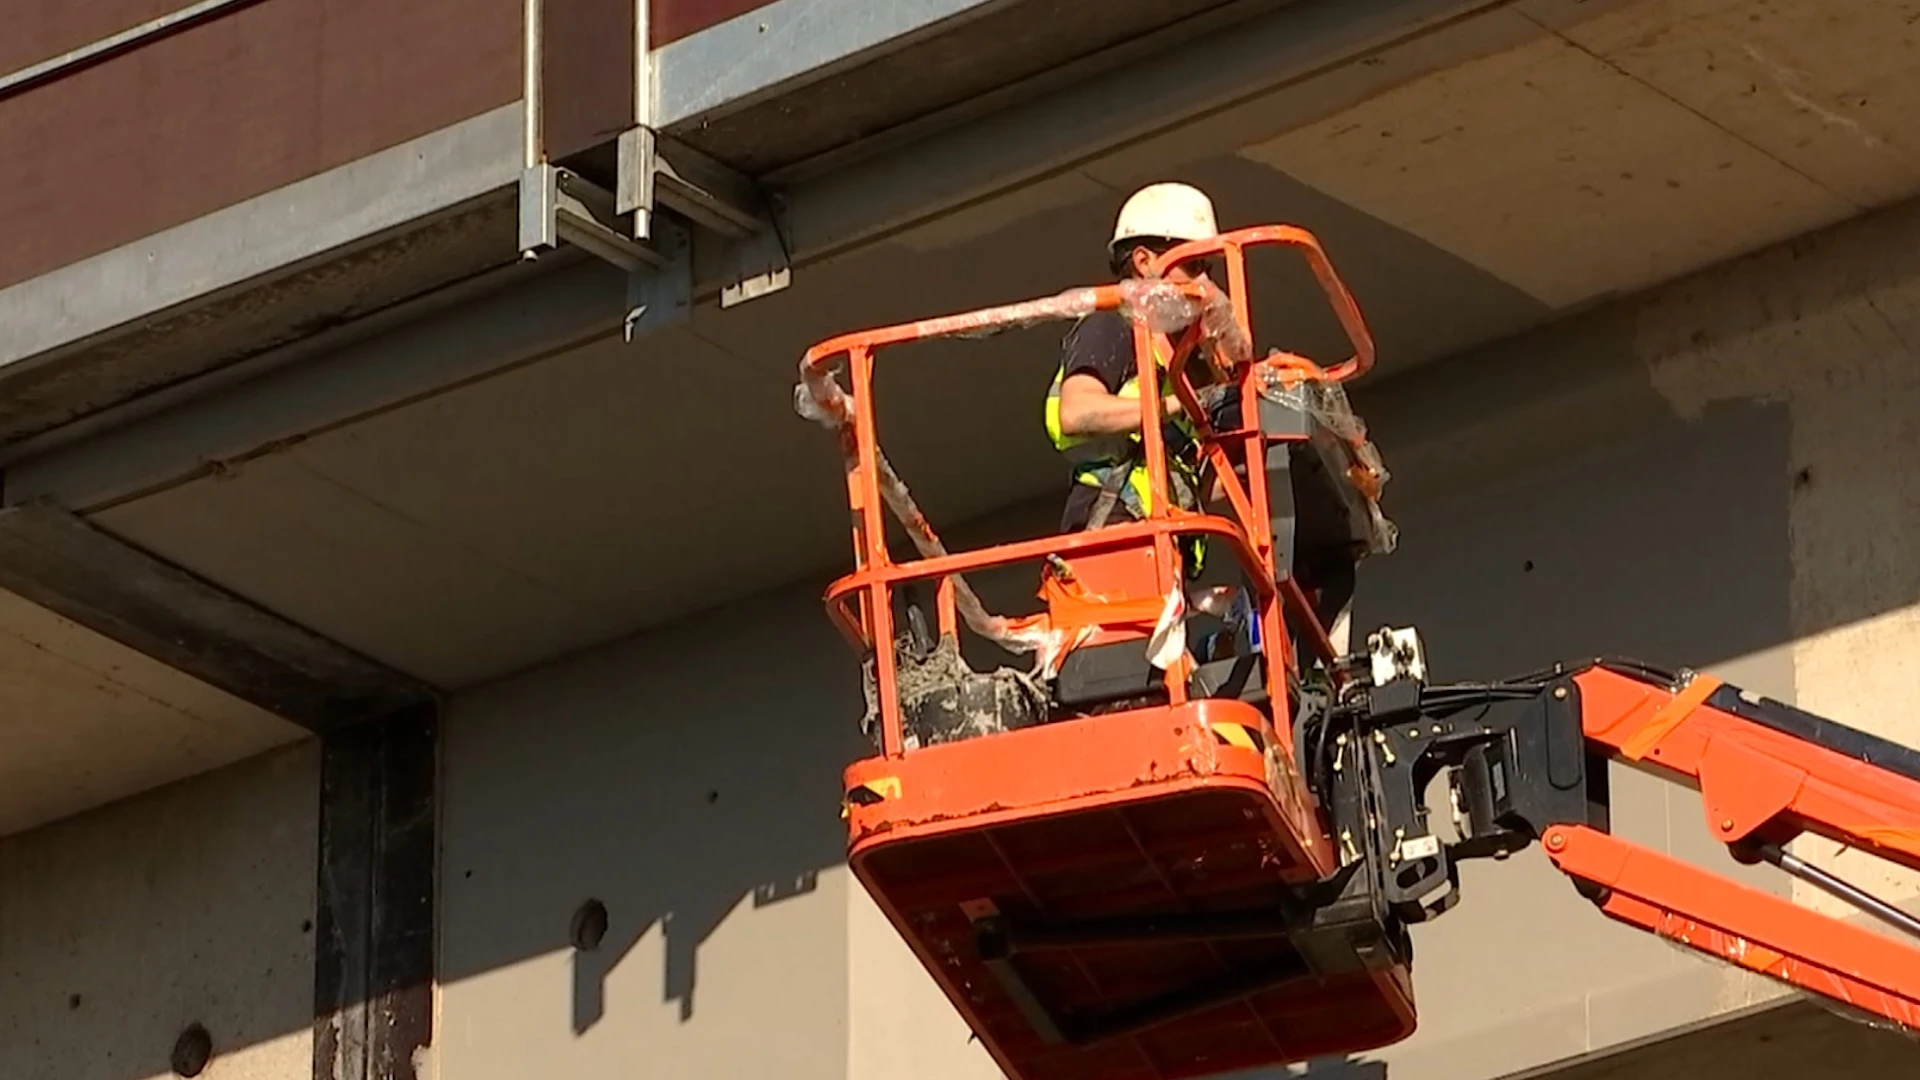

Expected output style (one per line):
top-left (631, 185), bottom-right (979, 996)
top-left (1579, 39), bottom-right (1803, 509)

top-left (0, 103), bottom-right (523, 379)
top-left (0, 501), bottom-right (434, 730)
top-left (4, 255), bottom-right (629, 510)
top-left (653, 0), bottom-right (1001, 128)
top-left (759, 0), bottom-right (1515, 263)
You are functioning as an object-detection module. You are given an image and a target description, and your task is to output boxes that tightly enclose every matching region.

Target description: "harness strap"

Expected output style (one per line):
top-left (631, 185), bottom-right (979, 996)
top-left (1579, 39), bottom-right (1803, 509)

top-left (1085, 444), bottom-right (1140, 531)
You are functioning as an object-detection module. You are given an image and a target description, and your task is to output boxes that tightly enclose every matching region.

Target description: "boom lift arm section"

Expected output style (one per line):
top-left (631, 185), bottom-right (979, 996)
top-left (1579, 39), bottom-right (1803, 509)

top-left (1332, 641), bottom-right (1920, 1033)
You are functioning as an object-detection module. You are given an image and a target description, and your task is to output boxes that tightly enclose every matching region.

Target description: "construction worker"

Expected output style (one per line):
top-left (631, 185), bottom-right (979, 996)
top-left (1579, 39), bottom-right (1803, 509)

top-left (1044, 182), bottom-right (1239, 544)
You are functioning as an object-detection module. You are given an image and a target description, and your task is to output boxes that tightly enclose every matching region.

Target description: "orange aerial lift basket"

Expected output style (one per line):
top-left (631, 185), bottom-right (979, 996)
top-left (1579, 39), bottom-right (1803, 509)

top-left (800, 226), bottom-right (1920, 1079)
top-left (795, 226), bottom-right (1413, 1080)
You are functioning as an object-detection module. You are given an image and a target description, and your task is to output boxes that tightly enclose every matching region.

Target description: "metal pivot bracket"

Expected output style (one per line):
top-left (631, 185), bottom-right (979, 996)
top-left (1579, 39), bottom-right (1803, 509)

top-left (518, 164), bottom-right (671, 272)
top-left (617, 126), bottom-right (793, 309)
top-left (1343, 671), bottom-right (1605, 925)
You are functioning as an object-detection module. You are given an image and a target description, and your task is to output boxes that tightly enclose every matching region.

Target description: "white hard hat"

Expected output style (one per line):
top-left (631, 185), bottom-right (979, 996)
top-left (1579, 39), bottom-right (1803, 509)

top-left (1109, 182), bottom-right (1219, 252)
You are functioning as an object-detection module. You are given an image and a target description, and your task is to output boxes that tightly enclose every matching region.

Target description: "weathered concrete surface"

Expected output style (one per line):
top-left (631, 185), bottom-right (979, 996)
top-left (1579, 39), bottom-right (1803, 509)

top-left (1638, 197), bottom-right (1920, 916)
top-left (437, 582), bottom-right (866, 1079)
top-left (1244, 0), bottom-right (1920, 309)
top-left (0, 743), bottom-right (317, 1080)
top-left (0, 585), bottom-right (303, 837)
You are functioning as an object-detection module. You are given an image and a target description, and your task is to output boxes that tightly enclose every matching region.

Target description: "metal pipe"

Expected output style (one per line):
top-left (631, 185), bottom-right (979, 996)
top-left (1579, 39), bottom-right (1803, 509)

top-left (1757, 842), bottom-right (1920, 942)
top-left (634, 0), bottom-right (651, 128)
top-left (0, 0), bottom-right (259, 100)
top-left (523, 0), bottom-right (544, 169)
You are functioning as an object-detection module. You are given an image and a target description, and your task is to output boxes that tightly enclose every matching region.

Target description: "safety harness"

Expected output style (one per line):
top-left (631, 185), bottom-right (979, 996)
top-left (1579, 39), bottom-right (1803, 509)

top-left (1044, 315), bottom-right (1210, 573)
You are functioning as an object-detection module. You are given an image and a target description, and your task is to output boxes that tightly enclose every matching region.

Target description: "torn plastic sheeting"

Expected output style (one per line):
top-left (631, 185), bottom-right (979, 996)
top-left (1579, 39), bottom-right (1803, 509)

top-left (1145, 586), bottom-right (1188, 671)
top-left (895, 277), bottom-right (1238, 344)
top-left (1256, 364), bottom-right (1399, 555)
top-left (793, 372), bottom-right (1046, 652)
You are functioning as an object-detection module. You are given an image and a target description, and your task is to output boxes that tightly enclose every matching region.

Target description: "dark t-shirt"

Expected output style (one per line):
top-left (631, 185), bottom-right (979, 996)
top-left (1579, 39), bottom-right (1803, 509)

top-left (1057, 310), bottom-right (1146, 532)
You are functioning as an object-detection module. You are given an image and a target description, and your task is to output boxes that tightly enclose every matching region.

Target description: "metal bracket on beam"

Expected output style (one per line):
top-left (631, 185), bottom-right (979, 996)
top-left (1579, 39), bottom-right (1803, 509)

top-left (617, 126), bottom-right (792, 308)
top-left (625, 214), bottom-right (691, 342)
top-left (518, 164), bottom-right (671, 272)
top-left (619, 128), bottom-right (767, 240)
top-left (718, 226), bottom-right (793, 309)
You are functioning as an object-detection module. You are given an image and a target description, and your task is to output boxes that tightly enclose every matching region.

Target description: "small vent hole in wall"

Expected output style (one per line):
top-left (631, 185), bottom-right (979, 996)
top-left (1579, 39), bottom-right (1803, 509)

top-left (571, 899), bottom-right (609, 951)
top-left (171, 1023), bottom-right (213, 1078)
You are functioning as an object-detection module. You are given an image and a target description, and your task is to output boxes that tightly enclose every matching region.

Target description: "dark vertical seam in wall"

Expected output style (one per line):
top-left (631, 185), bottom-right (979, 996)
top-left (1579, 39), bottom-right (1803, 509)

top-left (315, 703), bottom-right (440, 1080)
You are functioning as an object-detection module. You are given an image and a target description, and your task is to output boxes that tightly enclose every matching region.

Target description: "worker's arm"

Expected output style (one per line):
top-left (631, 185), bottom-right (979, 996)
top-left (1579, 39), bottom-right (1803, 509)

top-left (1055, 372), bottom-right (1182, 437)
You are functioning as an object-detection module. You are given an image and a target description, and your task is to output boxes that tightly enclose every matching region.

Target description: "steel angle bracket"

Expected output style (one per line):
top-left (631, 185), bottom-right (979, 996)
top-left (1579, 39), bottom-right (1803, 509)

top-left (619, 127), bottom-right (763, 239)
top-left (518, 164), bottom-right (671, 272)
top-left (617, 126), bottom-right (792, 309)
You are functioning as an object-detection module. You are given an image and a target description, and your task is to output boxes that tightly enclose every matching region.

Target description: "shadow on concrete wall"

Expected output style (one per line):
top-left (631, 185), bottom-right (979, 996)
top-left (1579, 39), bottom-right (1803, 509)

top-left (1296, 1056), bottom-right (1389, 1080)
top-left (1356, 392), bottom-right (1796, 680)
top-left (0, 741), bottom-right (322, 1080)
top-left (1210, 1052), bottom-right (1389, 1080)
top-left (439, 574), bottom-right (871, 1034)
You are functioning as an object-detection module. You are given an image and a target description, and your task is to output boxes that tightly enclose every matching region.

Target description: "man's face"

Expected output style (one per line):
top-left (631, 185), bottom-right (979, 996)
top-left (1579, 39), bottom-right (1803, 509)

top-left (1130, 242), bottom-right (1218, 283)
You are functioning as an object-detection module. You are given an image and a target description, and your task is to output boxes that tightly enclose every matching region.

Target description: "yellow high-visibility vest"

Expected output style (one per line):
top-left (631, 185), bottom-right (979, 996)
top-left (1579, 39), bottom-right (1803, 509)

top-left (1043, 323), bottom-right (1204, 523)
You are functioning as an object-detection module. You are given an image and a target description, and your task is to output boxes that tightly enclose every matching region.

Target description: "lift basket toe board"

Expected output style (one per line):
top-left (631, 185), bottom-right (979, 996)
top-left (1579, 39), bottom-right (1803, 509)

top-left (844, 703), bottom-right (1418, 1080)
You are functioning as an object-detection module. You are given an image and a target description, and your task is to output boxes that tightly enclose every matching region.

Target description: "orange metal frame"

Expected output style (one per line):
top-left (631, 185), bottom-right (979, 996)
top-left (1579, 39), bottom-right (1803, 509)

top-left (1561, 667), bottom-right (1920, 1028)
top-left (797, 228), bottom-right (1416, 1080)
top-left (802, 225), bottom-right (1374, 765)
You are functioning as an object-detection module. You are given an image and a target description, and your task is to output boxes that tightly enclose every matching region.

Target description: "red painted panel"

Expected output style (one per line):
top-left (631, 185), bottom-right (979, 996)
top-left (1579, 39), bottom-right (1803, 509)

top-left (1, 0), bottom-right (198, 76)
top-left (545, 0), bottom-right (636, 160)
top-left (0, 0), bottom-right (521, 291)
top-left (651, 0), bottom-right (781, 48)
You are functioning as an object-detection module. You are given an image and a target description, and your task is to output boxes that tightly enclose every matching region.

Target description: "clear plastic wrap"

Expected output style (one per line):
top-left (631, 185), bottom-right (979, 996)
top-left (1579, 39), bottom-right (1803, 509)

top-left (1255, 362), bottom-right (1399, 555)
top-left (905, 286), bottom-right (1108, 341)
top-left (1191, 283), bottom-right (1254, 369)
top-left (864, 276), bottom-right (1242, 344)
top-left (1649, 916), bottom-right (1920, 1041)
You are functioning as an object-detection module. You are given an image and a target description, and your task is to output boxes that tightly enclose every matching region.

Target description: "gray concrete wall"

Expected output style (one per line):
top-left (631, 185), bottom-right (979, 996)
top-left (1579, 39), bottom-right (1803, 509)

top-left (0, 742), bottom-right (317, 1080)
top-left (437, 584), bottom-right (868, 1079)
